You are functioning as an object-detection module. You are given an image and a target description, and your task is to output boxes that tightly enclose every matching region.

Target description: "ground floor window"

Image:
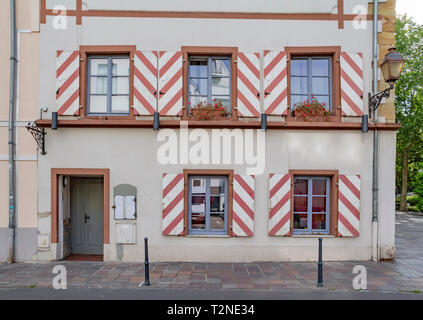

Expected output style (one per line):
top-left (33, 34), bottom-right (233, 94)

top-left (293, 176), bottom-right (330, 235)
top-left (188, 176), bottom-right (228, 235)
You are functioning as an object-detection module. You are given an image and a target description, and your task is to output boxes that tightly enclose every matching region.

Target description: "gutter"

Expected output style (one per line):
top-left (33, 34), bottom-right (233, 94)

top-left (8, 0), bottom-right (17, 263)
top-left (372, 0), bottom-right (379, 262)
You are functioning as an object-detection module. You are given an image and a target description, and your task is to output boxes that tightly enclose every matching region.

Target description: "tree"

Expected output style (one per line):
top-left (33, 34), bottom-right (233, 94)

top-left (395, 15), bottom-right (423, 211)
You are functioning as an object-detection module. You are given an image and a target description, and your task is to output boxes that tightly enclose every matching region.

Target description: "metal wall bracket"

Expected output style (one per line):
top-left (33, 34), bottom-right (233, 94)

top-left (25, 122), bottom-right (46, 155)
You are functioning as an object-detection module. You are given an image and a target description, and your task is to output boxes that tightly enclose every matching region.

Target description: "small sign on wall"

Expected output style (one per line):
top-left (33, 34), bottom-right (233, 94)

top-left (38, 234), bottom-right (50, 248)
top-left (113, 184), bottom-right (137, 220)
top-left (116, 224), bottom-right (136, 244)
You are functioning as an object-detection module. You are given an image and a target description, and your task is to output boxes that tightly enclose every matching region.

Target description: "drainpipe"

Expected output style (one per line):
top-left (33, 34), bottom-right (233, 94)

top-left (8, 0), bottom-right (17, 263)
top-left (371, 0), bottom-right (379, 262)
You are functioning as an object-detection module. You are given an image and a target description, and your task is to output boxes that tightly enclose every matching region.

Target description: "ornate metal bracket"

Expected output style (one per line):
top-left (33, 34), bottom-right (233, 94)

top-left (369, 82), bottom-right (395, 115)
top-left (25, 122), bottom-right (46, 155)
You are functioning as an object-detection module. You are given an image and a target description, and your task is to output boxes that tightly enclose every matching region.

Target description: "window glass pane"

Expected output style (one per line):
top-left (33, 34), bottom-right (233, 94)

top-left (90, 59), bottom-right (108, 76)
top-left (90, 77), bottom-right (108, 95)
top-left (294, 179), bottom-right (308, 195)
top-left (189, 78), bottom-right (208, 96)
top-left (294, 214), bottom-right (308, 229)
top-left (111, 96), bottom-right (129, 113)
top-left (294, 196), bottom-right (308, 212)
top-left (211, 59), bottom-right (230, 77)
top-left (191, 195), bottom-right (206, 212)
top-left (291, 59), bottom-right (307, 76)
top-left (312, 77), bottom-right (329, 95)
top-left (312, 214), bottom-right (326, 230)
top-left (212, 77), bottom-right (230, 96)
top-left (191, 178), bottom-right (206, 194)
top-left (210, 214), bottom-right (225, 230)
top-left (291, 77), bottom-right (307, 95)
top-left (191, 213), bottom-right (206, 229)
top-left (211, 96), bottom-right (230, 108)
top-left (190, 96), bottom-right (208, 107)
top-left (312, 59), bottom-right (329, 76)
top-left (313, 95), bottom-right (330, 110)
top-left (112, 77), bottom-right (129, 95)
top-left (313, 180), bottom-right (327, 195)
top-left (291, 95), bottom-right (308, 109)
top-left (112, 58), bottom-right (129, 76)
top-left (312, 197), bottom-right (326, 213)
top-left (210, 196), bottom-right (225, 212)
top-left (189, 60), bottom-right (208, 78)
top-left (89, 95), bottom-right (108, 113)
top-left (210, 179), bottom-right (225, 195)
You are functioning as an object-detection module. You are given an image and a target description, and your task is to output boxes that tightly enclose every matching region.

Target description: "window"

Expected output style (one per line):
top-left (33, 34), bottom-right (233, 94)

top-left (293, 176), bottom-right (330, 235)
top-left (87, 55), bottom-right (130, 115)
top-left (290, 56), bottom-right (332, 112)
top-left (188, 56), bottom-right (232, 115)
top-left (188, 176), bottom-right (228, 235)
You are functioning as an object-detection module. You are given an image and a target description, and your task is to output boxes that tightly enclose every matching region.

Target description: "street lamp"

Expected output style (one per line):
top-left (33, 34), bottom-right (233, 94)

top-left (369, 47), bottom-right (405, 115)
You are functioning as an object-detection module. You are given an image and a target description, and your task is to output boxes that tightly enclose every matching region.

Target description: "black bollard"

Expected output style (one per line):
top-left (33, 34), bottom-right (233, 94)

top-left (144, 237), bottom-right (150, 286)
top-left (317, 237), bottom-right (323, 287)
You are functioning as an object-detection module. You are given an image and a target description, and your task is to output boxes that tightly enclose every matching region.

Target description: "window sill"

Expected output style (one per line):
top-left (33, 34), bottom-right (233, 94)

top-left (292, 234), bottom-right (335, 238)
top-left (186, 234), bottom-right (231, 238)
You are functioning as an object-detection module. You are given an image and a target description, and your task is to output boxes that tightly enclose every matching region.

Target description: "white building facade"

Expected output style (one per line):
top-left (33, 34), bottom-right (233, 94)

top-left (32, 0), bottom-right (398, 263)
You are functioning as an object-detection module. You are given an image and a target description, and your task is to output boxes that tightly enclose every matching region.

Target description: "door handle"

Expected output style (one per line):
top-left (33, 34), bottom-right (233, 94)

top-left (84, 214), bottom-right (90, 223)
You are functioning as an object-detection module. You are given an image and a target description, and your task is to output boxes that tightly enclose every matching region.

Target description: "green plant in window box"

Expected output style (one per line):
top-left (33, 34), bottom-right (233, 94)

top-left (293, 97), bottom-right (331, 122)
top-left (188, 100), bottom-right (230, 121)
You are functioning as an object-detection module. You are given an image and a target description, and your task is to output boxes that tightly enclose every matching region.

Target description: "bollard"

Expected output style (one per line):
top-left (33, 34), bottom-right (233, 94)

top-left (317, 237), bottom-right (323, 287)
top-left (144, 237), bottom-right (150, 286)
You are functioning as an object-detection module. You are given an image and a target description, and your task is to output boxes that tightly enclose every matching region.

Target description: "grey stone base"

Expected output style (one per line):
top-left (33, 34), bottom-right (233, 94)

top-left (0, 228), bottom-right (37, 262)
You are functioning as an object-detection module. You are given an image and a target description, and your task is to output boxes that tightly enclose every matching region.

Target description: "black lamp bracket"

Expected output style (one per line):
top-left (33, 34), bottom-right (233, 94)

top-left (25, 122), bottom-right (46, 155)
top-left (369, 82), bottom-right (395, 114)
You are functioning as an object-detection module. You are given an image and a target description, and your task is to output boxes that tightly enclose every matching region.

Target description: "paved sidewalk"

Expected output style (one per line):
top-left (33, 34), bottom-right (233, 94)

top-left (0, 212), bottom-right (422, 294)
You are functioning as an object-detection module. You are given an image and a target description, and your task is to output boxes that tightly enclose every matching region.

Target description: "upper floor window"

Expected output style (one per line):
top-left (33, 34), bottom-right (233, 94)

top-left (290, 56), bottom-right (332, 113)
top-left (87, 55), bottom-right (130, 116)
top-left (188, 56), bottom-right (232, 115)
top-left (293, 176), bottom-right (330, 235)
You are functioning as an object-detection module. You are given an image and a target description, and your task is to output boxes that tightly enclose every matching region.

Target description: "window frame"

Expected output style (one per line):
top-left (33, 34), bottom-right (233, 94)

top-left (182, 46), bottom-right (238, 121)
top-left (188, 56), bottom-right (232, 115)
top-left (86, 55), bottom-right (131, 116)
top-left (183, 169), bottom-right (234, 236)
top-left (80, 45), bottom-right (136, 119)
top-left (285, 46), bottom-right (341, 122)
top-left (289, 170), bottom-right (339, 236)
top-left (187, 175), bottom-right (229, 235)
top-left (290, 56), bottom-right (333, 113)
top-left (292, 176), bottom-right (330, 235)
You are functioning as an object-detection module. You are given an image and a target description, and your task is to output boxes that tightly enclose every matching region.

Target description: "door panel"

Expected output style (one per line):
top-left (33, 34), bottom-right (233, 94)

top-left (70, 177), bottom-right (104, 255)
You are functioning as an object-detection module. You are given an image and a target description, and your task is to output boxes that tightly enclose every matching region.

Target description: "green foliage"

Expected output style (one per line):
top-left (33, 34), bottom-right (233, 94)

top-left (406, 195), bottom-right (420, 206)
top-left (395, 15), bottom-right (423, 197)
top-left (413, 171), bottom-right (423, 211)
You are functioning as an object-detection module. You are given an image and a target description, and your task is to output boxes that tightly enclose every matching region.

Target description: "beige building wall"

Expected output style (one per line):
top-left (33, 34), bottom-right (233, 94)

top-left (0, 0), bottom-right (39, 262)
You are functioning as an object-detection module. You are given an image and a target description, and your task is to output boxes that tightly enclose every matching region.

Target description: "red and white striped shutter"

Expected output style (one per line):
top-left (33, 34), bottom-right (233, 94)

top-left (338, 175), bottom-right (361, 237)
top-left (237, 52), bottom-right (260, 118)
top-left (268, 174), bottom-right (291, 236)
top-left (56, 50), bottom-right (80, 115)
top-left (162, 173), bottom-right (185, 236)
top-left (264, 51), bottom-right (288, 115)
top-left (158, 51), bottom-right (183, 116)
top-left (134, 51), bottom-right (158, 115)
top-left (232, 174), bottom-right (255, 237)
top-left (340, 52), bottom-right (364, 117)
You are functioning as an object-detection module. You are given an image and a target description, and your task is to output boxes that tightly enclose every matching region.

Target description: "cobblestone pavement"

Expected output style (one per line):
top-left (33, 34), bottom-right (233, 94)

top-left (0, 212), bottom-right (422, 293)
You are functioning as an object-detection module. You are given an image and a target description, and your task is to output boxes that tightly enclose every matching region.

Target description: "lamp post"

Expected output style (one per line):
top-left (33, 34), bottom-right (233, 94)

top-left (369, 47), bottom-right (405, 116)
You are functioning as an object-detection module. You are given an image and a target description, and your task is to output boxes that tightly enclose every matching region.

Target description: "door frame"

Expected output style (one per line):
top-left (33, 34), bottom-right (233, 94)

top-left (51, 168), bottom-right (110, 245)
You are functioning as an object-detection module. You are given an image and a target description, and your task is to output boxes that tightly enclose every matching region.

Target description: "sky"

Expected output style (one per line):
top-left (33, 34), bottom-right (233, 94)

top-left (396, 0), bottom-right (423, 24)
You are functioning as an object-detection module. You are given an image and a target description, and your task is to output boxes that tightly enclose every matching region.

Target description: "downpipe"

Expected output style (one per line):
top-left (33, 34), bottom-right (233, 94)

top-left (371, 0), bottom-right (379, 262)
top-left (8, 0), bottom-right (17, 264)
